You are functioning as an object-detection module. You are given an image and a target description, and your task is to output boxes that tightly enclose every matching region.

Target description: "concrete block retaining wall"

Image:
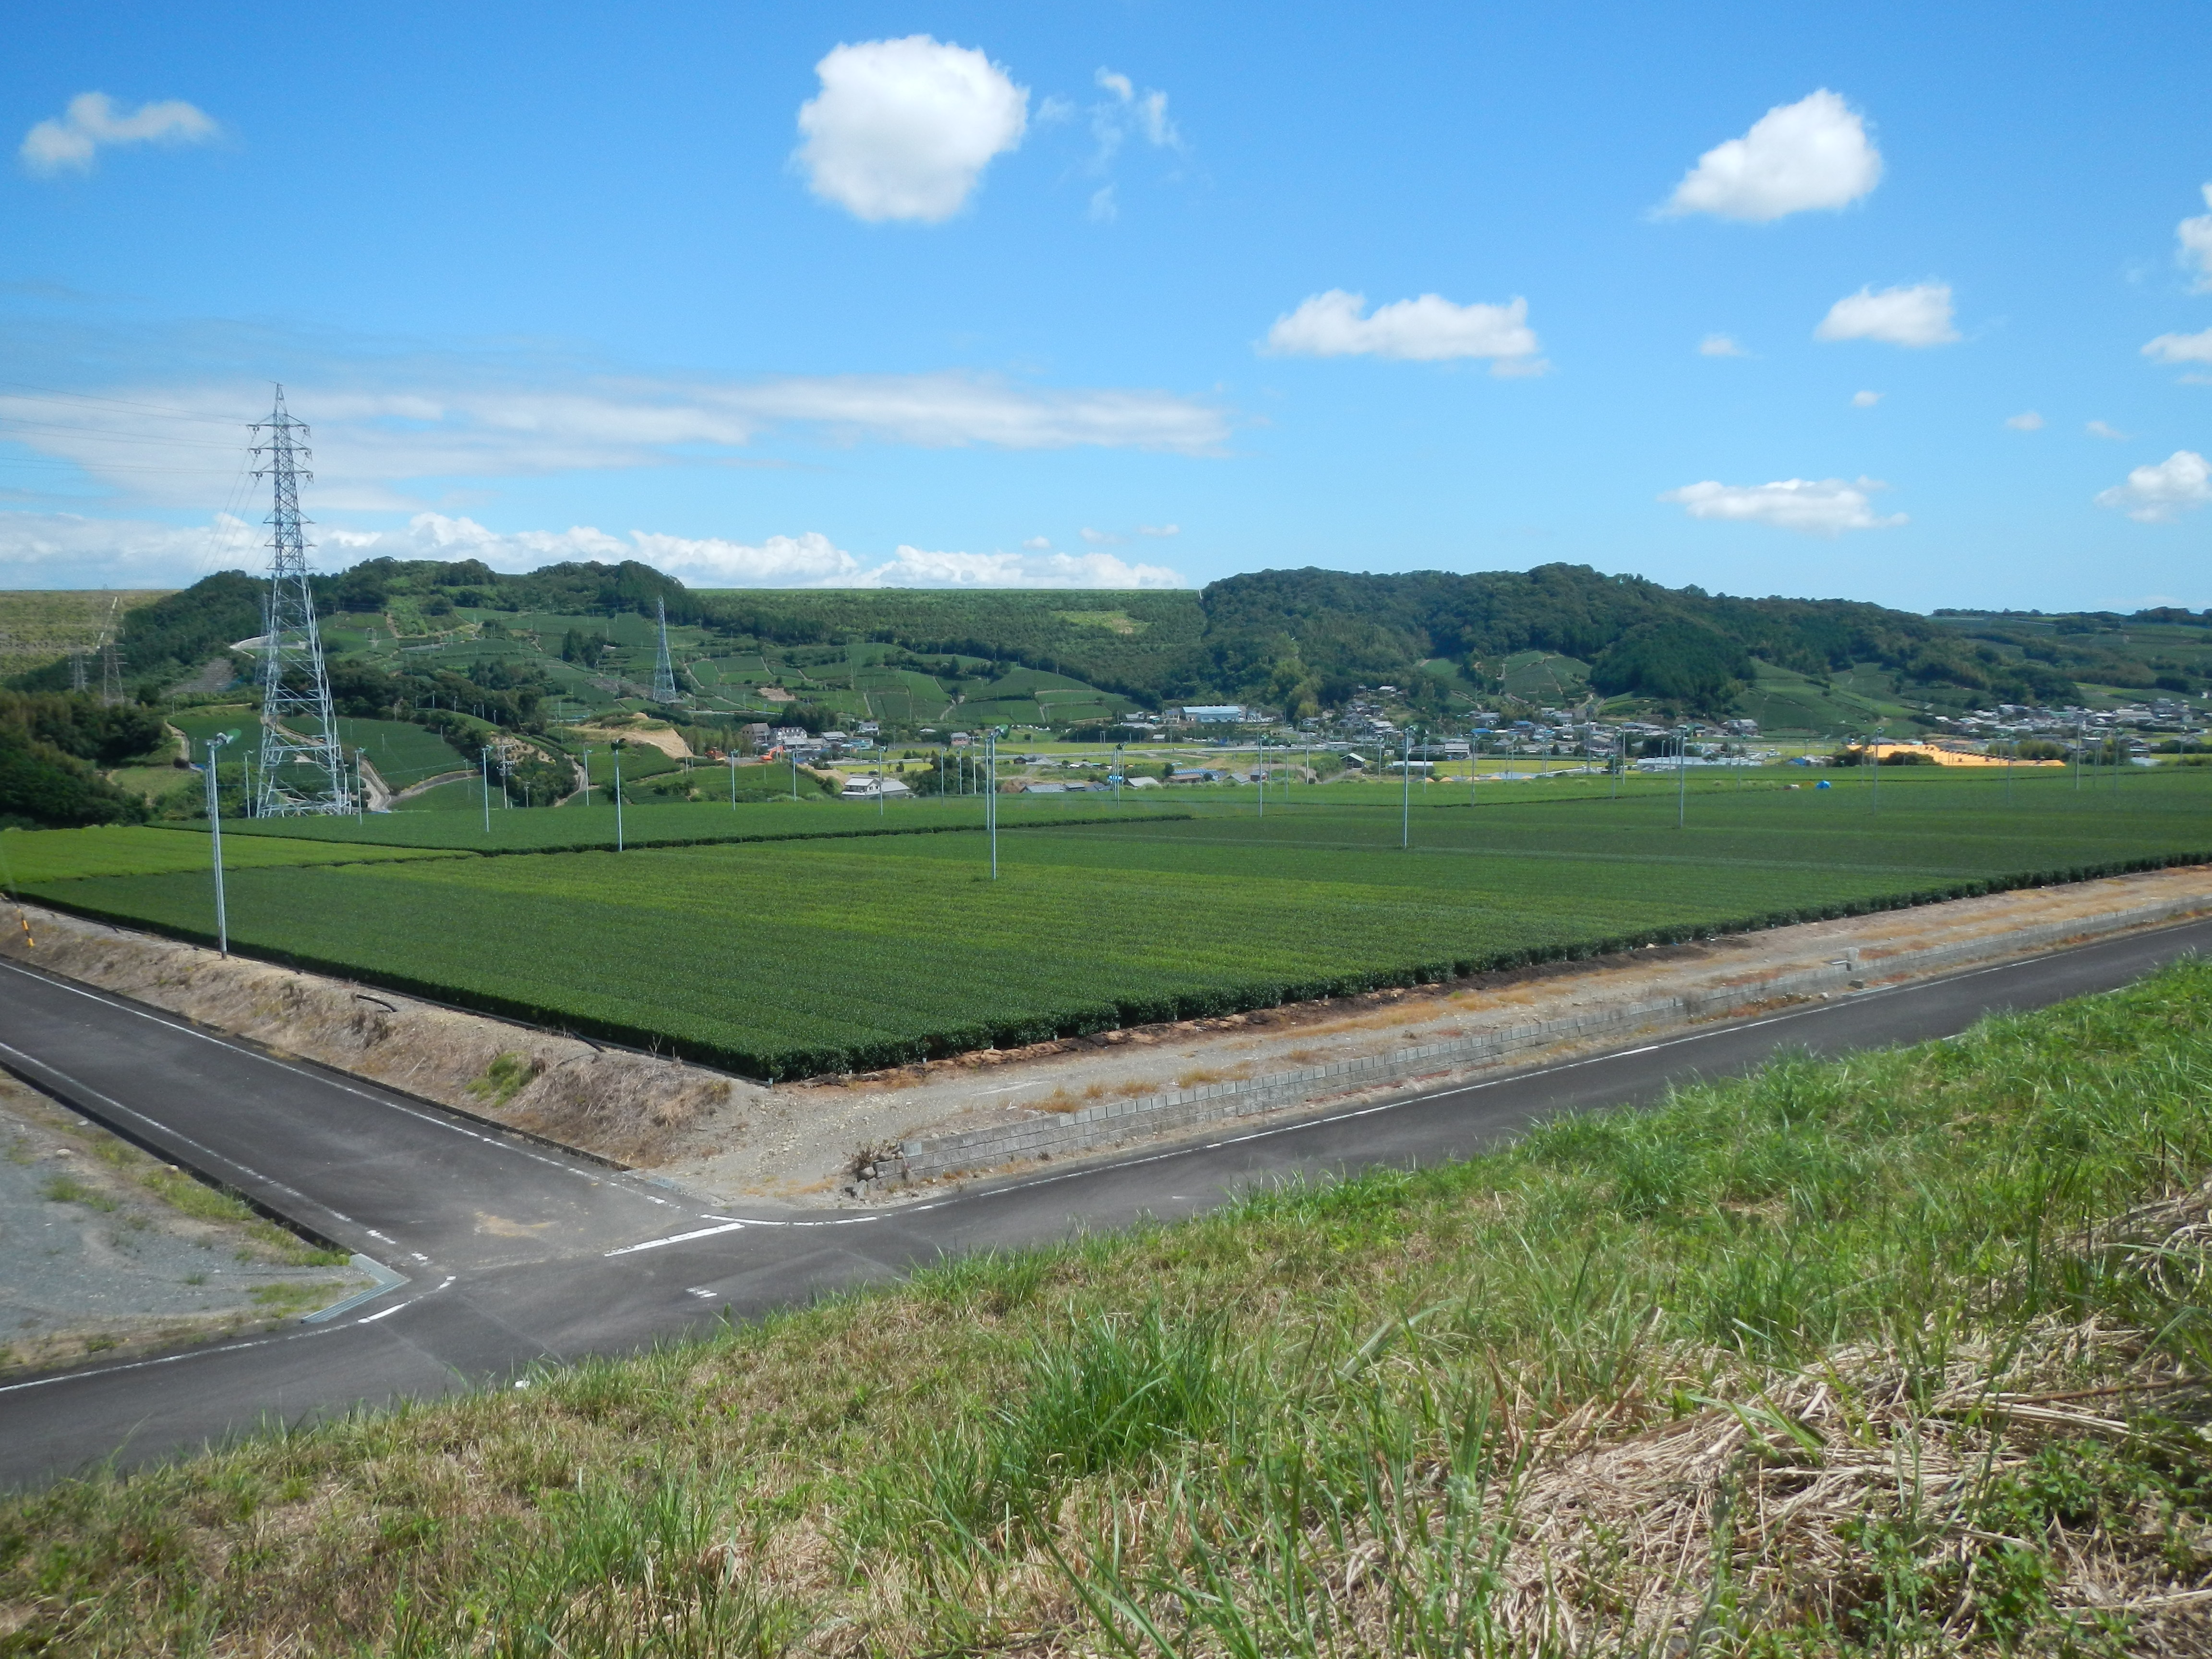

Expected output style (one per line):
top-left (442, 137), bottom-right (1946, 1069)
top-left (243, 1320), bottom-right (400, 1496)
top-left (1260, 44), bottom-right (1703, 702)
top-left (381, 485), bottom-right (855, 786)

top-left (889, 893), bottom-right (2212, 1187)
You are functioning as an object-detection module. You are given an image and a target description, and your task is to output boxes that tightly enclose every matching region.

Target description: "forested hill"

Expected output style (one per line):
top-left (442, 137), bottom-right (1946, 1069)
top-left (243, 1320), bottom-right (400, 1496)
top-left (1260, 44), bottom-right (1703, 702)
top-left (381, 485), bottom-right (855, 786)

top-left (1192, 565), bottom-right (2082, 716)
top-left (33, 557), bottom-right (2104, 718)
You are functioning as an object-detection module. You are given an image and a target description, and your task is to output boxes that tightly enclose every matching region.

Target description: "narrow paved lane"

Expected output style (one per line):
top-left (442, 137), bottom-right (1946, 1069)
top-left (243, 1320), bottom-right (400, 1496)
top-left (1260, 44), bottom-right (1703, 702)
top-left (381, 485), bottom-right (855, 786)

top-left (2, 918), bottom-right (2206, 1490)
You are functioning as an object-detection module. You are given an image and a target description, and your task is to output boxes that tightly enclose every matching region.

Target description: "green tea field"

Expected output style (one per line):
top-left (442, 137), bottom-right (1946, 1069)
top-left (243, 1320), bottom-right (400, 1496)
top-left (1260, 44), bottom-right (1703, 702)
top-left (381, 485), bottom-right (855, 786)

top-left (18, 767), bottom-right (2212, 1077)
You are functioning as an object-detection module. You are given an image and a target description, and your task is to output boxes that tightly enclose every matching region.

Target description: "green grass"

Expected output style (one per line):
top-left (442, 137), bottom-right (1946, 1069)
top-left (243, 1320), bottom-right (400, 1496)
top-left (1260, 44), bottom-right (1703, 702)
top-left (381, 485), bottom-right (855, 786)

top-left (0, 824), bottom-right (469, 883)
top-left (25, 768), bottom-right (2212, 1078)
top-left (8, 965), bottom-right (2212, 1654)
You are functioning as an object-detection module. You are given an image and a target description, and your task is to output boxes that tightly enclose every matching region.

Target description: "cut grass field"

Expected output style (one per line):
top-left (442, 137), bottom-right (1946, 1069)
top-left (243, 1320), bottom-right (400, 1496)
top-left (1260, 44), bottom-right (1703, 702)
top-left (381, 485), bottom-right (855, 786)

top-left (9, 964), bottom-right (2212, 1654)
top-left (22, 769), bottom-right (2212, 1078)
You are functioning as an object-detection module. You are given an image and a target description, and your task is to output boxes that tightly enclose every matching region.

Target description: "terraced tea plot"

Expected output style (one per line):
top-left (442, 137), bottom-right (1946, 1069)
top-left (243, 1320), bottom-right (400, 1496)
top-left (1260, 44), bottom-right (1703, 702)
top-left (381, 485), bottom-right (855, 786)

top-left (27, 768), bottom-right (2211, 1077)
top-left (0, 825), bottom-right (468, 883)
top-left (334, 719), bottom-right (469, 790)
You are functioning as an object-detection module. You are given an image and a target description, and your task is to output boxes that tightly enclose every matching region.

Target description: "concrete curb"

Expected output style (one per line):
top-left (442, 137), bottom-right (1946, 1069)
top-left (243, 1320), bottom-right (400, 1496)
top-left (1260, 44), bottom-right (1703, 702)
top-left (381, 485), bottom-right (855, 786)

top-left (881, 892), bottom-right (2212, 1188)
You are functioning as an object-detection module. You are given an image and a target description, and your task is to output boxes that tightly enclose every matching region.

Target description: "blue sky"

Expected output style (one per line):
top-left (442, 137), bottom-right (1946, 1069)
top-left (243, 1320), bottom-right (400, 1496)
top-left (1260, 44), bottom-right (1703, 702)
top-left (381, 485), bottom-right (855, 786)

top-left (3, 0), bottom-right (2208, 608)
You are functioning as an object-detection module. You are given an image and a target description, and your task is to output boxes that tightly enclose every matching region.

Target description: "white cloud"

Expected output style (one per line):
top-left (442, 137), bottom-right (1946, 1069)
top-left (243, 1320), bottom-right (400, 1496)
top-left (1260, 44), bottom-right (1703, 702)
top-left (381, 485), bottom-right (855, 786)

top-left (1079, 527), bottom-right (1123, 544)
top-left (2095, 451), bottom-right (2212, 523)
top-left (1851, 390), bottom-right (1882, 408)
top-left (0, 510), bottom-right (260, 587)
top-left (794, 36), bottom-right (1027, 223)
top-left (1088, 184), bottom-right (1117, 222)
top-left (19, 92), bottom-right (217, 175)
top-left (2143, 326), bottom-right (2212, 367)
top-left (2005, 411), bottom-right (2045, 431)
top-left (1698, 333), bottom-right (1749, 357)
top-left (1814, 283), bottom-right (1959, 348)
top-left (1661, 89), bottom-right (1881, 222)
top-left (1022, 535), bottom-right (1052, 549)
top-left (863, 545), bottom-right (1182, 588)
top-left (325, 514), bottom-right (1188, 588)
top-left (2178, 183), bottom-right (2212, 293)
top-left (1660, 476), bottom-right (1905, 535)
top-left (2086, 420), bottom-right (2131, 441)
top-left (1137, 523), bottom-right (1179, 537)
top-left (1263, 290), bottom-right (1544, 370)
top-left (0, 370), bottom-right (1230, 508)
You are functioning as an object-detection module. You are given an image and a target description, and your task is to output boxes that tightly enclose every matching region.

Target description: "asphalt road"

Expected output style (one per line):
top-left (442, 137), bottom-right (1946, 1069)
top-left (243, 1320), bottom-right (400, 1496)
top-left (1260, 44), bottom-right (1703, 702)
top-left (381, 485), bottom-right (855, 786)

top-left (3, 916), bottom-right (2208, 1491)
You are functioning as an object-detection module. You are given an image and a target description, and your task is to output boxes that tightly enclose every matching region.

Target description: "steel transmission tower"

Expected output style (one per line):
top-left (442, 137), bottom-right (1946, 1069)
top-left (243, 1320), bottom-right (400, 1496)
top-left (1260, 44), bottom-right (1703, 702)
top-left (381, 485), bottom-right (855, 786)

top-left (250, 388), bottom-right (352, 816)
top-left (649, 598), bottom-right (684, 705)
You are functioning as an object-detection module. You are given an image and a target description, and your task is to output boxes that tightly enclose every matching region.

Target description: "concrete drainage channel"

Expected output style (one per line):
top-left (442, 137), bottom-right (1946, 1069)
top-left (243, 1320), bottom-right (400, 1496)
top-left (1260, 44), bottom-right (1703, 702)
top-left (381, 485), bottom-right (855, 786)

top-left (866, 891), bottom-right (2212, 1192)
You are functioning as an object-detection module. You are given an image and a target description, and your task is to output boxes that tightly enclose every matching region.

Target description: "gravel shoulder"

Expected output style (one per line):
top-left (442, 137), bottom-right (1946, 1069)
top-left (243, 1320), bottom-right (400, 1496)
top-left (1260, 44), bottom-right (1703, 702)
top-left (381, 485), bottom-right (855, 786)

top-left (0, 1073), bottom-right (370, 1378)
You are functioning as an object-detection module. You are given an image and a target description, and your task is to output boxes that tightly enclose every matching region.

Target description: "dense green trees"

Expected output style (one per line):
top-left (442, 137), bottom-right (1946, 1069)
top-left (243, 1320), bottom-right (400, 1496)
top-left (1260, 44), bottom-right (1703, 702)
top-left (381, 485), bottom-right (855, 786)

top-left (0, 692), bottom-right (162, 828)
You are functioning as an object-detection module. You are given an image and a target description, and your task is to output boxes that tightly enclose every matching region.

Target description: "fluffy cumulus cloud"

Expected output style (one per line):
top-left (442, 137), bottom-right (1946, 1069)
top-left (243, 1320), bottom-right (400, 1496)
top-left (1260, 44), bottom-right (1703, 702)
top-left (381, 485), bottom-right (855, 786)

top-left (2178, 184), bottom-right (2212, 292)
top-left (2005, 411), bottom-right (2045, 431)
top-left (1698, 333), bottom-right (1748, 357)
top-left (1659, 477), bottom-right (1905, 535)
top-left (794, 36), bottom-right (1027, 223)
top-left (1662, 90), bottom-right (1881, 222)
top-left (301, 514), bottom-right (1185, 590)
top-left (1814, 283), bottom-right (1959, 348)
top-left (1851, 390), bottom-right (1882, 408)
top-left (1264, 291), bottom-right (1544, 371)
top-left (19, 92), bottom-right (217, 175)
top-left (2095, 451), bottom-right (2212, 523)
top-left (2143, 326), bottom-right (2212, 371)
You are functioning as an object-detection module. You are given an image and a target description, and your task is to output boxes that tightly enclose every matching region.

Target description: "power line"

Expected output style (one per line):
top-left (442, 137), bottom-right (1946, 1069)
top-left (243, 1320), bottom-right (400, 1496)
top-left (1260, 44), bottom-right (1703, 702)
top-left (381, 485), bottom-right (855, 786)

top-left (0, 380), bottom-right (248, 423)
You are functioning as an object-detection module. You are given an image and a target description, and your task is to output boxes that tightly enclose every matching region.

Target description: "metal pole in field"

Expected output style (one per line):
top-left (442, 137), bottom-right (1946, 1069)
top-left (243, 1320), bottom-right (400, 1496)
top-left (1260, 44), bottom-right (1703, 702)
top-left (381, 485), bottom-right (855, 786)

top-left (1401, 729), bottom-right (1411, 849)
top-left (1113, 742), bottom-right (1122, 804)
top-left (877, 749), bottom-right (885, 817)
top-left (579, 745), bottom-right (592, 808)
top-left (204, 734), bottom-right (231, 958)
top-left (1676, 729), bottom-right (1687, 828)
top-left (355, 750), bottom-right (366, 822)
top-left (790, 745), bottom-right (798, 802)
top-left (614, 745), bottom-right (625, 851)
top-left (481, 747), bottom-right (491, 834)
top-left (1610, 733), bottom-right (1619, 800)
top-left (729, 753), bottom-right (738, 809)
top-left (986, 730), bottom-right (998, 879)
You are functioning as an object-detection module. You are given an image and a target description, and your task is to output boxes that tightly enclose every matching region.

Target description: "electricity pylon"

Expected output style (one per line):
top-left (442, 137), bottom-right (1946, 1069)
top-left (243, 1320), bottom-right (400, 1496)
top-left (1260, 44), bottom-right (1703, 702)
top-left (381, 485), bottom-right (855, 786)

top-left (649, 597), bottom-right (684, 705)
top-left (250, 387), bottom-right (351, 816)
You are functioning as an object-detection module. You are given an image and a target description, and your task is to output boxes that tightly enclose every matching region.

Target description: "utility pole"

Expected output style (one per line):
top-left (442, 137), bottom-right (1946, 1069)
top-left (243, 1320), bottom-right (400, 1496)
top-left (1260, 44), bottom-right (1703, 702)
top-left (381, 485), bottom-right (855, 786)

top-left (1401, 728), bottom-right (1412, 850)
top-left (729, 752), bottom-right (738, 810)
top-left (481, 747), bottom-right (492, 834)
top-left (986, 730), bottom-right (999, 879)
top-left (613, 743), bottom-right (625, 851)
top-left (203, 733), bottom-right (232, 958)
top-left (249, 388), bottom-right (350, 816)
top-left (1113, 742), bottom-right (1123, 804)
top-left (355, 749), bottom-right (367, 823)
top-left (1676, 728), bottom-right (1687, 828)
top-left (579, 746), bottom-right (593, 809)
